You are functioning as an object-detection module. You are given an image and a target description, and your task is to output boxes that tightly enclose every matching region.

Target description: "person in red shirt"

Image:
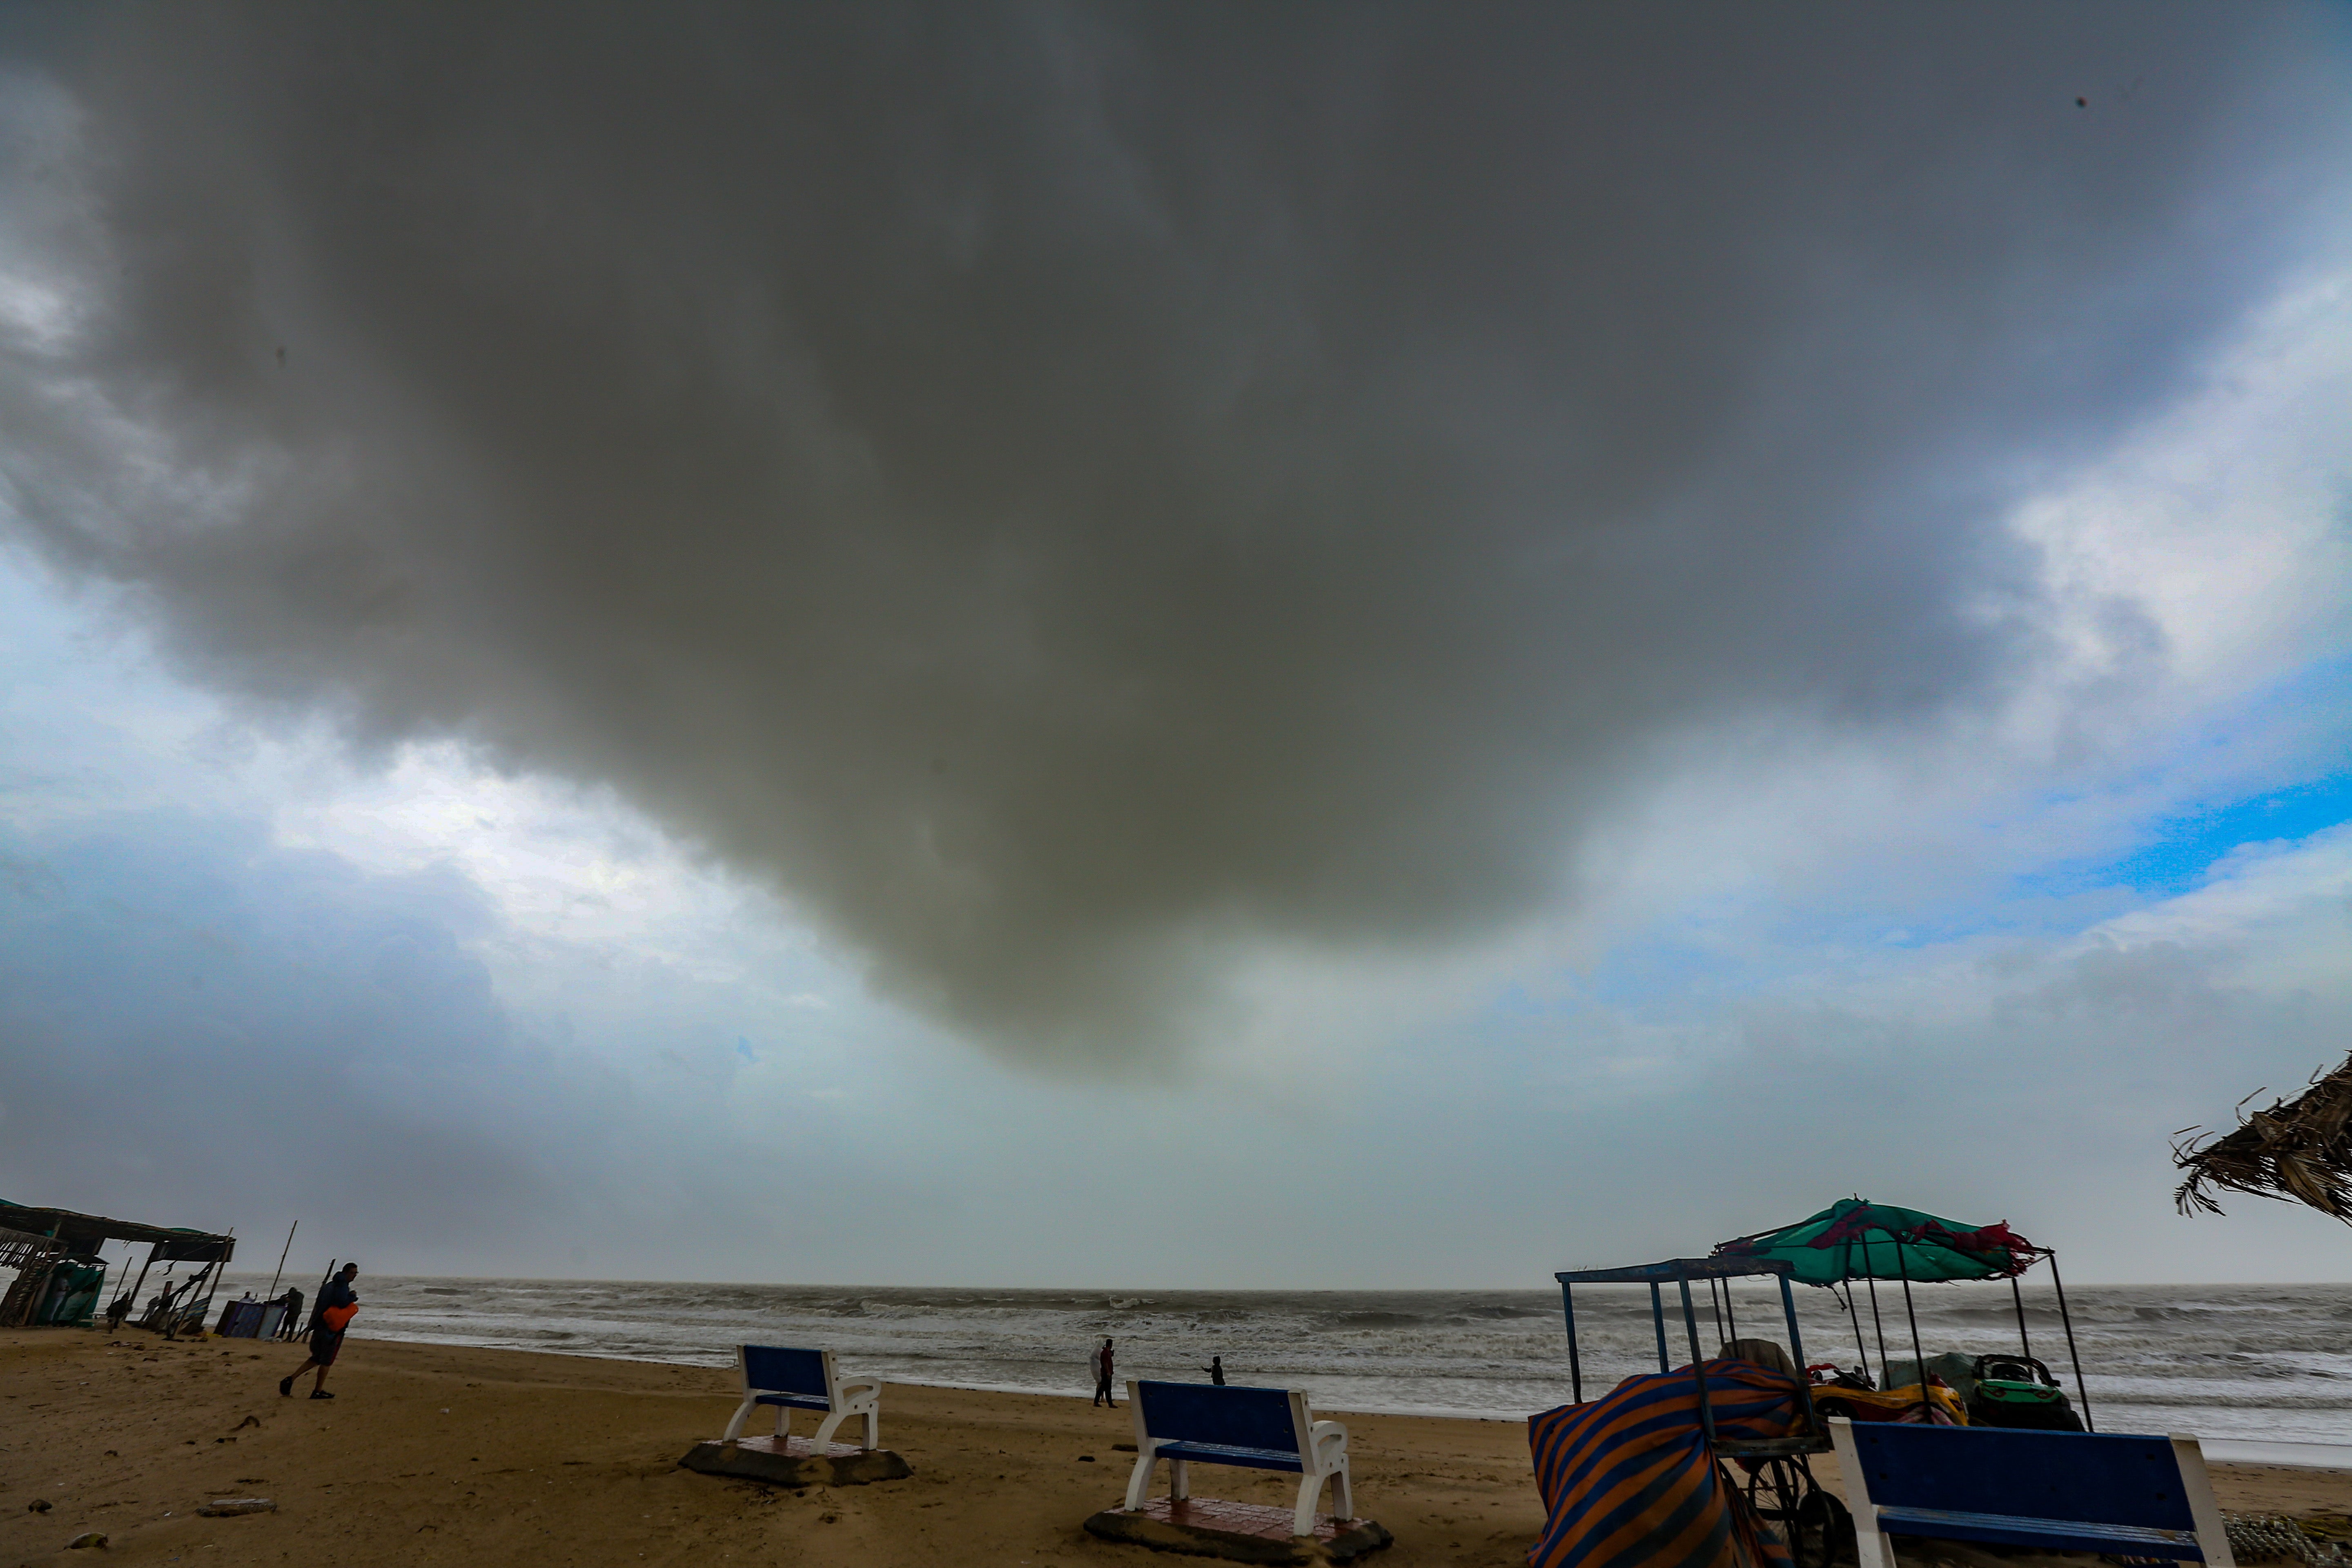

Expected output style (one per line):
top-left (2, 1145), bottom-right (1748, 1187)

top-left (1090, 1337), bottom-right (1118, 1407)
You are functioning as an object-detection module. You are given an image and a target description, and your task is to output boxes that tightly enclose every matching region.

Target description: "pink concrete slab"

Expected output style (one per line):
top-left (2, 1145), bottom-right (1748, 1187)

top-left (1138, 1497), bottom-right (1356, 1543)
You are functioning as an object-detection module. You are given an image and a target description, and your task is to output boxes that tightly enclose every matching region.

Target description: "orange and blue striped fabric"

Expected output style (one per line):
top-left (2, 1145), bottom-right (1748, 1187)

top-left (1528, 1359), bottom-right (1806, 1568)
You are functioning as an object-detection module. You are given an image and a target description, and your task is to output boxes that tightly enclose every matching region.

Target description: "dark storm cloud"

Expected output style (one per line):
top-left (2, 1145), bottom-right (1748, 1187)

top-left (1, 4), bottom-right (2345, 1064)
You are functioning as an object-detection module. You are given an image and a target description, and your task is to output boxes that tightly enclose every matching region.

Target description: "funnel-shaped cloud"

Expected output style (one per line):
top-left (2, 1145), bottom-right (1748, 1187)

top-left (1, 5), bottom-right (2345, 1065)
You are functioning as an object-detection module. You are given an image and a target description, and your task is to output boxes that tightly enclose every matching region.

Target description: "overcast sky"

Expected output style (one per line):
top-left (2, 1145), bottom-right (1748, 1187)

top-left (2, 4), bottom-right (2350, 1287)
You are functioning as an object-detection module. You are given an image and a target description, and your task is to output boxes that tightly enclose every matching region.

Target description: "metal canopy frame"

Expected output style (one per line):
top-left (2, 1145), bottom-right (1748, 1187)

top-left (1554, 1256), bottom-right (1822, 1455)
top-left (1818, 1238), bottom-right (2094, 1432)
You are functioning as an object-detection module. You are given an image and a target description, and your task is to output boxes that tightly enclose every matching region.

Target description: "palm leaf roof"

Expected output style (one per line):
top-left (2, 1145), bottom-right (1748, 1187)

top-left (2174, 1052), bottom-right (2352, 1222)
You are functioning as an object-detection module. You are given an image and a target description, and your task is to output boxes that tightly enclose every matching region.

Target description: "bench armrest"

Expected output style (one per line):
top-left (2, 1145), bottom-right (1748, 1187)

top-left (1310, 1420), bottom-right (1349, 1465)
top-left (833, 1378), bottom-right (882, 1401)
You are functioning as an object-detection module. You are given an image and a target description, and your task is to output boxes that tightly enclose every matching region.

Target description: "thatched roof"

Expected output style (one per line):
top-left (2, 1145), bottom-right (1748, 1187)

top-left (2174, 1053), bottom-right (2352, 1222)
top-left (0, 1201), bottom-right (234, 1259)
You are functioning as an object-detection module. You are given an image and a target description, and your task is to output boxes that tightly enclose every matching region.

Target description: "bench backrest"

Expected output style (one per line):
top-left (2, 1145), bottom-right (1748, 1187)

top-left (1842, 1424), bottom-right (2196, 1530)
top-left (739, 1345), bottom-right (832, 1399)
top-left (1134, 1381), bottom-right (1307, 1454)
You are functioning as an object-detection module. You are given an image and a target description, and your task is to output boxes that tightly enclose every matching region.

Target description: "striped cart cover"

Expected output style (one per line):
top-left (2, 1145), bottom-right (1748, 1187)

top-left (1528, 1359), bottom-right (1806, 1568)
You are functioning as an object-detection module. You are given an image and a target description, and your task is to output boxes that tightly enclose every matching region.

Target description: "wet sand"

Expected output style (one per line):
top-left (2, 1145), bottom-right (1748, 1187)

top-left (1, 1328), bottom-right (2342, 1567)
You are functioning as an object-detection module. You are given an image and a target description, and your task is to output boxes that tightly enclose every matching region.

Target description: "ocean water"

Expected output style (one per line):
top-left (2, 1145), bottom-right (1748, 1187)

top-left (215, 1274), bottom-right (2352, 1442)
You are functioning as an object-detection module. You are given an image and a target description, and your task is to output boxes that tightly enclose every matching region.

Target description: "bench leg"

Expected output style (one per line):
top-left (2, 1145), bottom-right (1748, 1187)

top-left (1293, 1470), bottom-right (1330, 1538)
top-left (775, 1403), bottom-right (793, 1441)
top-left (1328, 1461), bottom-right (1354, 1523)
top-left (1848, 1506), bottom-right (1895, 1568)
top-left (721, 1396), bottom-right (759, 1443)
top-left (861, 1408), bottom-right (880, 1451)
top-left (1123, 1450), bottom-right (1160, 1512)
top-left (1169, 1459), bottom-right (1190, 1501)
top-left (812, 1408), bottom-right (848, 1450)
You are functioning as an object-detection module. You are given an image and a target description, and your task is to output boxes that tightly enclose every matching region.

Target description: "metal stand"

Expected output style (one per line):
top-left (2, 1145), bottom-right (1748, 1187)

top-left (2047, 1250), bottom-right (2094, 1431)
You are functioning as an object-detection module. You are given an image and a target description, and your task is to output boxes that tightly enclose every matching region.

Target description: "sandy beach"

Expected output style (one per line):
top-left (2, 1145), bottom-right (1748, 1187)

top-left (2, 1327), bottom-right (2344, 1568)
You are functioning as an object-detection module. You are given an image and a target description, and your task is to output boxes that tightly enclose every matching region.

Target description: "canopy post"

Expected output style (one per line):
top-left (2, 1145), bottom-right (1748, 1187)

top-left (2009, 1273), bottom-right (2033, 1360)
top-left (1837, 1283), bottom-right (1860, 1381)
top-left (1779, 1272), bottom-right (1820, 1434)
top-left (1677, 1274), bottom-right (1705, 1367)
top-left (1895, 1243), bottom-right (1929, 1421)
top-left (2047, 1251), bottom-right (2094, 1432)
top-left (1707, 1276), bottom-right (1726, 1346)
top-left (1843, 1240), bottom-right (1872, 1383)
top-left (1865, 1269), bottom-right (1889, 1379)
top-left (1679, 1274), bottom-right (1717, 1448)
top-left (1561, 1280), bottom-right (1583, 1405)
top-left (1649, 1282), bottom-right (1669, 1373)
top-left (1724, 1278), bottom-right (1739, 1344)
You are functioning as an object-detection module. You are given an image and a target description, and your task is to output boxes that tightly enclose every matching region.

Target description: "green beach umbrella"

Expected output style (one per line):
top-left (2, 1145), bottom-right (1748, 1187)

top-left (1712, 1197), bottom-right (2047, 1286)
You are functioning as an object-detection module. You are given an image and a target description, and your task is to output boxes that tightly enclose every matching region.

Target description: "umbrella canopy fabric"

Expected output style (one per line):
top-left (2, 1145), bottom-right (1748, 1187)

top-left (1712, 1198), bottom-right (2046, 1286)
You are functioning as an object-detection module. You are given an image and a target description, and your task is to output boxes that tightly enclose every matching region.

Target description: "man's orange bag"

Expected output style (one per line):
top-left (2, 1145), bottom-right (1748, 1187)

top-left (321, 1303), bottom-right (359, 1331)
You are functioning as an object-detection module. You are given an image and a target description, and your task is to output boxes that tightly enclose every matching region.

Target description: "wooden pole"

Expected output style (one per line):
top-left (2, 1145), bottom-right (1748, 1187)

top-left (191, 1231), bottom-right (232, 1334)
top-left (118, 1245), bottom-right (156, 1332)
top-left (265, 1221), bottom-right (298, 1302)
top-left (305, 1258), bottom-right (338, 1338)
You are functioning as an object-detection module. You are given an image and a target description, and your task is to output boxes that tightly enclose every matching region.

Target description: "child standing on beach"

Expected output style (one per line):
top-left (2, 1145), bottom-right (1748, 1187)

top-left (1091, 1338), bottom-right (1117, 1407)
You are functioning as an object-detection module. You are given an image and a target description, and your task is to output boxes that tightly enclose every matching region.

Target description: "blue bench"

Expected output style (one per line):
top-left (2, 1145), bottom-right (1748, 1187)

top-left (1122, 1379), bottom-right (1356, 1538)
top-left (720, 1345), bottom-right (883, 1452)
top-left (1830, 1418), bottom-right (2236, 1568)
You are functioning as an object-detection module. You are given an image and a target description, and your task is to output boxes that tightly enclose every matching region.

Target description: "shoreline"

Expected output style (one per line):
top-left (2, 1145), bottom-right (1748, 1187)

top-left (328, 1322), bottom-right (2352, 1438)
top-left (321, 1325), bottom-right (1545, 1422)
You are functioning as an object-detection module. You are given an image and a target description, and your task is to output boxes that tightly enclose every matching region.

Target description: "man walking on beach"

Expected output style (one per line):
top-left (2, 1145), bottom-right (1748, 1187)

top-left (276, 1285), bottom-right (304, 1340)
top-left (1200, 1355), bottom-right (1226, 1386)
top-left (1091, 1337), bottom-right (1117, 1407)
top-left (279, 1263), bottom-right (358, 1399)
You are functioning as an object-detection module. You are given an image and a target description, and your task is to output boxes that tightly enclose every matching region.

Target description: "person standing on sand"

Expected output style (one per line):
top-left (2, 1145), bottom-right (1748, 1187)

top-left (280, 1263), bottom-right (358, 1399)
top-left (1091, 1337), bottom-right (1118, 1407)
top-left (277, 1285), bottom-right (305, 1340)
top-left (1200, 1355), bottom-right (1226, 1386)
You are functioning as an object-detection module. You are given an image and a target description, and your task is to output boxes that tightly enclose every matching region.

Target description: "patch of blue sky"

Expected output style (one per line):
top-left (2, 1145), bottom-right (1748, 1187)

top-left (2013, 650), bottom-right (2352, 900)
top-left (2054, 771), bottom-right (2352, 898)
top-left (1568, 935), bottom-right (1765, 1009)
top-left (1491, 649), bottom-right (2352, 1021)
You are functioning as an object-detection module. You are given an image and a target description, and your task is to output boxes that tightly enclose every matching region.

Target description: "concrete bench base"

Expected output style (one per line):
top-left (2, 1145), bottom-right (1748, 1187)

top-left (678, 1434), bottom-right (912, 1488)
top-left (1084, 1498), bottom-right (1394, 1565)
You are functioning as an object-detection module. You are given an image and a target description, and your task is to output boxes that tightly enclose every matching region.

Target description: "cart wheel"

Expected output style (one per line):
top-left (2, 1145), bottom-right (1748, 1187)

top-left (1745, 1457), bottom-right (1806, 1526)
top-left (1794, 1489), bottom-right (1854, 1568)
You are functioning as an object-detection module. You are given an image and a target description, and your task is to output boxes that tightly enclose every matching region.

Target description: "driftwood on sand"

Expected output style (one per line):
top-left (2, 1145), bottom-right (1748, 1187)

top-left (2174, 1053), bottom-right (2352, 1222)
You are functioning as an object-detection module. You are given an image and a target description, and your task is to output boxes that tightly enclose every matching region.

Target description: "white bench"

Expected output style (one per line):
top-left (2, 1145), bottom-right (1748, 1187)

top-left (721, 1345), bottom-right (882, 1451)
top-left (1123, 1379), bottom-right (1355, 1538)
top-left (1831, 1418), bottom-right (2235, 1568)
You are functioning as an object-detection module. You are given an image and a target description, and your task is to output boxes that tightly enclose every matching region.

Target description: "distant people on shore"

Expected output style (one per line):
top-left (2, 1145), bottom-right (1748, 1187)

top-left (277, 1286), bottom-right (305, 1339)
top-left (1200, 1355), bottom-right (1226, 1386)
top-left (1091, 1337), bottom-right (1117, 1407)
top-left (281, 1263), bottom-right (358, 1399)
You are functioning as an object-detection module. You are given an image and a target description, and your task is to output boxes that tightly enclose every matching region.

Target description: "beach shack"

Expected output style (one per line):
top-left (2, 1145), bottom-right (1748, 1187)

top-left (0, 1199), bottom-right (236, 1334)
